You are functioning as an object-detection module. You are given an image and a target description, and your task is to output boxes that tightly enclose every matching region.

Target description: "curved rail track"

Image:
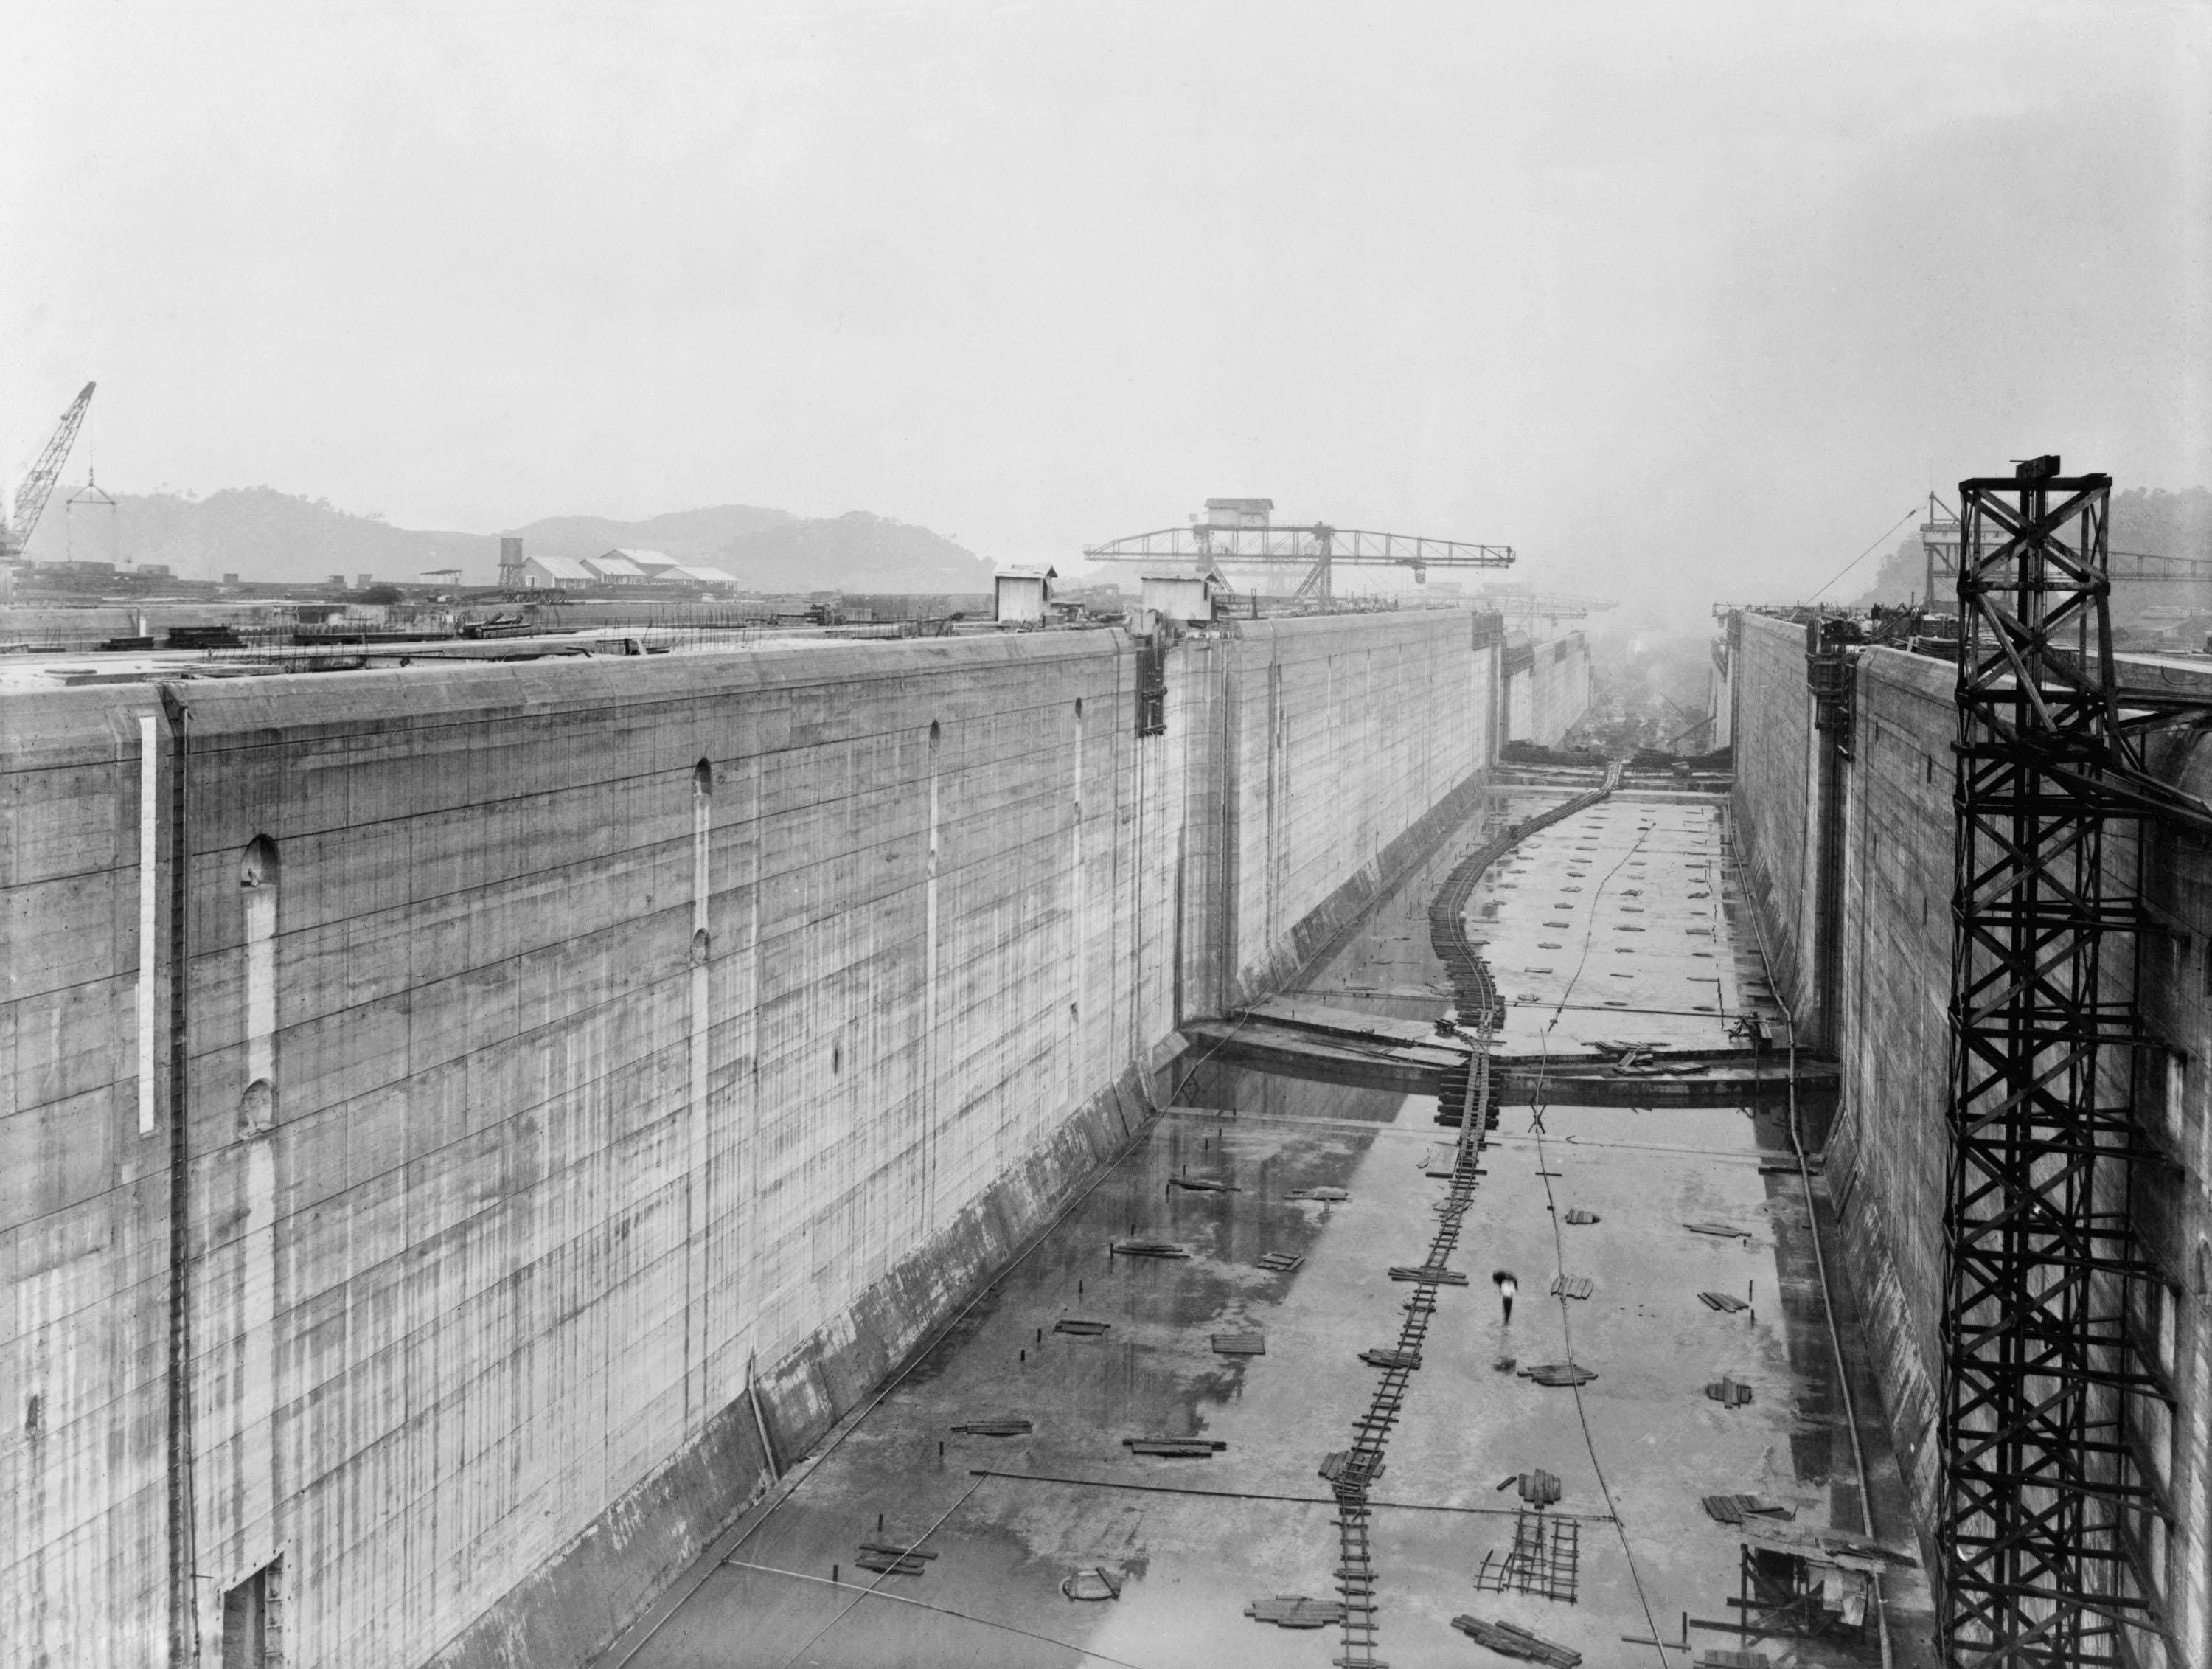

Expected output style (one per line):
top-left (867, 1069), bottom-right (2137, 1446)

top-left (1322, 763), bottom-right (1622, 1668)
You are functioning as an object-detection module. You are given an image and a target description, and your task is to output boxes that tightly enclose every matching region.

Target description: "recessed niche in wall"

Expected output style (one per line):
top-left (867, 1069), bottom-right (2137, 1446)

top-left (238, 1077), bottom-right (275, 1135)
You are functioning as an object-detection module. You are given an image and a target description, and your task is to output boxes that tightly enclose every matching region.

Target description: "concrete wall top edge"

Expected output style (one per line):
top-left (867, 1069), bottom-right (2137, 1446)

top-left (1734, 612), bottom-right (1804, 652)
top-left (10, 628), bottom-right (1137, 746)
top-left (1, 680), bottom-right (171, 768)
top-left (1221, 609), bottom-right (1492, 646)
top-left (1858, 645), bottom-right (1956, 701)
top-left (4, 611), bottom-right (1500, 754)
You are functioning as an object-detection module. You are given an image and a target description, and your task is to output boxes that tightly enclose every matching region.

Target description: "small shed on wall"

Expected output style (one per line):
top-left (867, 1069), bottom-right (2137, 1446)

top-left (1141, 569), bottom-right (1225, 624)
top-left (994, 565), bottom-right (1057, 623)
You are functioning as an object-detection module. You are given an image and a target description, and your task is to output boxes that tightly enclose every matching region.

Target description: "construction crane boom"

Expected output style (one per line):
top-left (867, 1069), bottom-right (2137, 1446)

top-left (4, 381), bottom-right (97, 559)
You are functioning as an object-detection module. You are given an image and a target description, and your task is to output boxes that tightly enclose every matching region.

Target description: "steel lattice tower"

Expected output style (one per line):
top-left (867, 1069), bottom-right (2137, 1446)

top-left (1940, 457), bottom-right (2162, 1666)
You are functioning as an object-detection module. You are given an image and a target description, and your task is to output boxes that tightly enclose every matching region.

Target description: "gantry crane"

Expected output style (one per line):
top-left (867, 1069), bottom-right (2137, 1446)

top-left (1082, 498), bottom-right (1514, 600)
top-left (2, 382), bottom-right (97, 560)
top-left (1923, 489), bottom-right (2212, 600)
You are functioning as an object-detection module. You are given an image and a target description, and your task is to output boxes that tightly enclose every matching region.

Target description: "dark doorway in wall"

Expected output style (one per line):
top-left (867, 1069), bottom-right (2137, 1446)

top-left (221, 1560), bottom-right (282, 1669)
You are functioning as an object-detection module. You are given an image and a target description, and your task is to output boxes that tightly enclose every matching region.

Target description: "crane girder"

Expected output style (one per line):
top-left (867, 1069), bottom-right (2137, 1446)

top-left (1080, 524), bottom-right (1515, 569)
top-left (1474, 589), bottom-right (1616, 618)
top-left (4, 382), bottom-right (97, 558)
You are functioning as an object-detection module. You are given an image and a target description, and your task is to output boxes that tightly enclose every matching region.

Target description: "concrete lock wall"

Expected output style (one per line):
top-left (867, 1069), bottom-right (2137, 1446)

top-left (1823, 646), bottom-right (1957, 1538)
top-left (1208, 614), bottom-right (1503, 1004)
top-left (1728, 617), bottom-right (2212, 1660)
top-left (1498, 631), bottom-right (1589, 749)
top-left (1, 608), bottom-right (1538, 1669)
top-left (1728, 612), bottom-right (1819, 1025)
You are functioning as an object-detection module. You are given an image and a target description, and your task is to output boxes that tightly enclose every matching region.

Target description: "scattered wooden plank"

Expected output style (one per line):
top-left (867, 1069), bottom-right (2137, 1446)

top-left (1245, 1594), bottom-right (1345, 1628)
top-left (1360, 1347), bottom-right (1422, 1370)
top-left (1705, 1377), bottom-right (1754, 1408)
top-left (1053, 1318), bottom-right (1111, 1336)
top-left (1495, 1468), bottom-right (1561, 1505)
top-left (854, 1544), bottom-right (933, 1575)
top-left (1124, 1437), bottom-right (1225, 1457)
top-left (1684, 1221), bottom-right (1749, 1239)
top-left (1389, 1265), bottom-right (1470, 1285)
top-left (947, 1416), bottom-right (1033, 1437)
top-left (1519, 1361), bottom-right (1599, 1388)
top-left (1286, 1186), bottom-right (1350, 1202)
top-left (1256, 1251), bottom-right (1304, 1273)
top-left (1700, 1494), bottom-right (1794, 1525)
top-left (1111, 1240), bottom-right (1191, 1259)
top-left (1697, 1291), bottom-right (1748, 1313)
top-left (1550, 1275), bottom-right (1594, 1300)
top-left (1318, 1449), bottom-right (1384, 1486)
top-left (1450, 1614), bottom-right (1583, 1665)
top-left (1211, 1332), bottom-right (1266, 1356)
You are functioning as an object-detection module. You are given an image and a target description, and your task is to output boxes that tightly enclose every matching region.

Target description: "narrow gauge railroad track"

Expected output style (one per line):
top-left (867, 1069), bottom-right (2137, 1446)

top-left (1323, 764), bottom-right (1621, 1668)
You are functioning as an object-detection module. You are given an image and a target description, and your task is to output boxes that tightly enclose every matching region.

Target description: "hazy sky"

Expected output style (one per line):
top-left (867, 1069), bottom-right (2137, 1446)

top-left (6, 2), bottom-right (2208, 624)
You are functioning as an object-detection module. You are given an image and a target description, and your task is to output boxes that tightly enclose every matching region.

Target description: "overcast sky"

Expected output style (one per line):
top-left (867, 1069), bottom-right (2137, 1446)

top-left (5, 2), bottom-right (2207, 625)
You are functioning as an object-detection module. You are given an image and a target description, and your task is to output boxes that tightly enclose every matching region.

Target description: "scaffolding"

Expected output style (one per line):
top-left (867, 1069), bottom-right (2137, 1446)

top-left (1939, 456), bottom-right (2174, 1666)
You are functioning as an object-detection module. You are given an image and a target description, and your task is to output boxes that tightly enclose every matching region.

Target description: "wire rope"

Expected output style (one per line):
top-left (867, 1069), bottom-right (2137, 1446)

top-left (1518, 798), bottom-right (1670, 1664)
top-left (768, 1476), bottom-right (987, 1669)
top-left (724, 1558), bottom-right (1157, 1669)
top-left (1808, 504), bottom-right (1924, 601)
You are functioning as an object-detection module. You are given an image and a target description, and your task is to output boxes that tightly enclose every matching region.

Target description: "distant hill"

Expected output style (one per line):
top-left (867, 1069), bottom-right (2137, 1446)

top-left (22, 486), bottom-right (497, 585)
top-left (707, 511), bottom-right (992, 592)
top-left (505, 505), bottom-right (794, 564)
top-left (21, 486), bottom-right (994, 592)
top-left (1852, 485), bottom-right (2212, 606)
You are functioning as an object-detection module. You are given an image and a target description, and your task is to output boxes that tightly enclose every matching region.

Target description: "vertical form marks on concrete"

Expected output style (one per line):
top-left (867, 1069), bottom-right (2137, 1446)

top-left (138, 713), bottom-right (159, 1136)
top-left (1728, 613), bottom-right (1816, 1021)
top-left (687, 760), bottom-right (712, 1431)
top-left (1068, 698), bottom-right (1087, 1124)
top-left (7, 620), bottom-right (1526, 1669)
top-left (922, 719), bottom-right (941, 1238)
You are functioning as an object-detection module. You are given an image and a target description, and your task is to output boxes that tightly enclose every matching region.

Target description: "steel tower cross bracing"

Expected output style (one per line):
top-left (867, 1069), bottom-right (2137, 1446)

top-left (1939, 456), bottom-right (2174, 1668)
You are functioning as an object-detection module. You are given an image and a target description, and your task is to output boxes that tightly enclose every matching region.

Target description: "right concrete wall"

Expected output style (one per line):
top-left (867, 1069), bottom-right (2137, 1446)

top-left (1730, 617), bottom-right (2212, 1663)
top-left (1730, 613), bottom-right (1818, 1023)
top-left (1825, 645), bottom-right (1956, 1539)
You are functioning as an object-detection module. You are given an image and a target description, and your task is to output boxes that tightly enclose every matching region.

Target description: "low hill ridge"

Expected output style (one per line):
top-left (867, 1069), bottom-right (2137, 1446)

top-left (24, 487), bottom-right (995, 592)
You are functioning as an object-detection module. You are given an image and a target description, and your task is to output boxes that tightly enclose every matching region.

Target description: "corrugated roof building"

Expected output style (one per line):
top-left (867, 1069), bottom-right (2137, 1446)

top-left (516, 555), bottom-right (595, 589)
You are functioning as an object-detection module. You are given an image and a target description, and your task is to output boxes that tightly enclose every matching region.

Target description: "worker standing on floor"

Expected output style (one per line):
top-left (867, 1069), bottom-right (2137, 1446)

top-left (1493, 1269), bottom-right (1518, 1325)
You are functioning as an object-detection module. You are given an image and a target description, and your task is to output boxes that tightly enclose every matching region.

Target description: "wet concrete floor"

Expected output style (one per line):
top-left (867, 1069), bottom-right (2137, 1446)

top-left (605, 784), bottom-right (1934, 1669)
